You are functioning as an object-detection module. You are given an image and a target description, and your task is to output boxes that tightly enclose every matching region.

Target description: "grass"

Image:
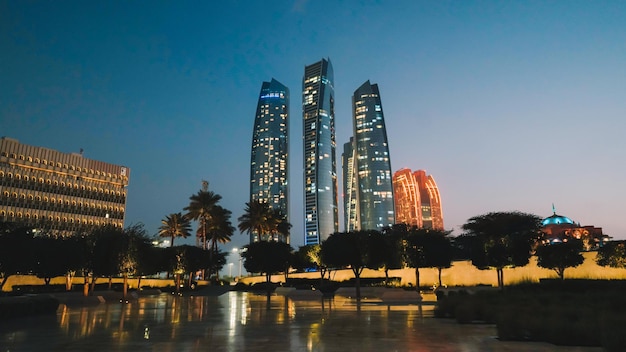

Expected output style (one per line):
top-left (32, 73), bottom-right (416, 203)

top-left (435, 280), bottom-right (626, 350)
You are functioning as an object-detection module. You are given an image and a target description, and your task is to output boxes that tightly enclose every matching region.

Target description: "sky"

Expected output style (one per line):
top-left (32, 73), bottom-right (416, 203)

top-left (2, 0), bottom-right (625, 267)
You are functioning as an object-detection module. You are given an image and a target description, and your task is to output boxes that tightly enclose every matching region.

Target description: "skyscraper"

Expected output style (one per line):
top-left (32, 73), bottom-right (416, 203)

top-left (249, 78), bottom-right (289, 242)
top-left (392, 168), bottom-right (422, 228)
top-left (342, 137), bottom-right (357, 231)
top-left (343, 81), bottom-right (395, 231)
top-left (303, 58), bottom-right (338, 245)
top-left (392, 168), bottom-right (444, 230)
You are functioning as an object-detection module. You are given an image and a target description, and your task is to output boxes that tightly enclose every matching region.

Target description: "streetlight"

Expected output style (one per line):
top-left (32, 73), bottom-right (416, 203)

top-left (232, 247), bottom-right (243, 278)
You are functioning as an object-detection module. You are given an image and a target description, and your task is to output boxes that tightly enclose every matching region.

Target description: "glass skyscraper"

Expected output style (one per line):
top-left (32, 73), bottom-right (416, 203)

top-left (249, 78), bottom-right (289, 242)
top-left (303, 58), bottom-right (338, 245)
top-left (344, 81), bottom-right (395, 231)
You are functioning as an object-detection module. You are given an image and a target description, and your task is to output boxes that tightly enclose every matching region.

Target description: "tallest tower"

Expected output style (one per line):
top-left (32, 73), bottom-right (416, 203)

top-left (303, 58), bottom-right (338, 245)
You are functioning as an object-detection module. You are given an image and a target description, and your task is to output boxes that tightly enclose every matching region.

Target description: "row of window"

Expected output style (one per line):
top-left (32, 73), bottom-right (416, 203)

top-left (2, 177), bottom-right (126, 203)
top-left (1, 210), bottom-right (122, 226)
top-left (1, 172), bottom-right (124, 194)
top-left (1, 201), bottom-right (124, 220)
top-left (2, 191), bottom-right (123, 211)
top-left (1, 152), bottom-right (124, 179)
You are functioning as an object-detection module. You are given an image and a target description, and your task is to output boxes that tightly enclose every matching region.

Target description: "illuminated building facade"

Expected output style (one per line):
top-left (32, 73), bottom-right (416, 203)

top-left (342, 137), bottom-right (357, 231)
top-left (392, 168), bottom-right (421, 228)
top-left (392, 168), bottom-right (444, 230)
top-left (343, 81), bottom-right (395, 231)
top-left (0, 137), bottom-right (129, 235)
top-left (249, 78), bottom-right (289, 243)
top-left (541, 208), bottom-right (608, 250)
top-left (303, 58), bottom-right (338, 245)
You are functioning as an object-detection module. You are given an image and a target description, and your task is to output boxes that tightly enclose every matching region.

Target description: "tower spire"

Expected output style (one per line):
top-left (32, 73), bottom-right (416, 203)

top-left (552, 203), bottom-right (556, 214)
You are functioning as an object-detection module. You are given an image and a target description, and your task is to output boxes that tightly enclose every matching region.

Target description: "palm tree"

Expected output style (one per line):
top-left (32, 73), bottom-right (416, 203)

top-left (270, 209), bottom-right (291, 243)
top-left (205, 206), bottom-right (235, 253)
top-left (238, 201), bottom-right (273, 242)
top-left (184, 190), bottom-right (222, 250)
top-left (158, 213), bottom-right (192, 247)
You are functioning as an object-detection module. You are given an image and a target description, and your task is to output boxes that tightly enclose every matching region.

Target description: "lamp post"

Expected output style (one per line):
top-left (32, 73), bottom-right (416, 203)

top-left (232, 247), bottom-right (243, 278)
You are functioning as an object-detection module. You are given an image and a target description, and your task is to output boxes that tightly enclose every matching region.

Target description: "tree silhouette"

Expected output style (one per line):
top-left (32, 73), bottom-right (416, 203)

top-left (158, 212), bottom-right (192, 247)
top-left (321, 231), bottom-right (385, 299)
top-left (536, 239), bottom-right (584, 280)
top-left (242, 241), bottom-right (293, 284)
top-left (461, 211), bottom-right (542, 289)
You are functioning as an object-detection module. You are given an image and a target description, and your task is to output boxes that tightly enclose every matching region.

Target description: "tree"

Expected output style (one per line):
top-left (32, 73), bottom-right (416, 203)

top-left (205, 206), bottom-right (235, 254)
top-left (597, 240), bottom-right (626, 269)
top-left (404, 228), bottom-right (452, 290)
top-left (536, 239), bottom-right (584, 280)
top-left (185, 190), bottom-right (222, 250)
top-left (158, 212), bottom-right (192, 247)
top-left (380, 224), bottom-right (410, 286)
top-left (321, 231), bottom-right (385, 299)
top-left (33, 235), bottom-right (86, 289)
top-left (270, 209), bottom-right (292, 243)
top-left (238, 201), bottom-right (273, 242)
top-left (461, 211), bottom-right (542, 289)
top-left (241, 241), bottom-right (293, 284)
top-left (428, 232), bottom-right (454, 288)
top-left (0, 223), bottom-right (36, 291)
top-left (293, 244), bottom-right (329, 285)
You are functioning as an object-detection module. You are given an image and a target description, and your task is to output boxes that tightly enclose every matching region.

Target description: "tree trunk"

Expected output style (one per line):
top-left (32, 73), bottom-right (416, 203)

top-left (65, 273), bottom-right (73, 291)
top-left (90, 275), bottom-right (97, 293)
top-left (83, 275), bottom-right (89, 297)
top-left (123, 274), bottom-right (128, 299)
top-left (415, 267), bottom-right (421, 292)
top-left (353, 267), bottom-right (361, 300)
top-left (108, 276), bottom-right (113, 290)
top-left (438, 268), bottom-right (443, 287)
top-left (175, 273), bottom-right (181, 293)
top-left (0, 275), bottom-right (10, 292)
top-left (137, 276), bottom-right (142, 290)
top-left (384, 268), bottom-right (390, 287)
top-left (44, 277), bottom-right (51, 286)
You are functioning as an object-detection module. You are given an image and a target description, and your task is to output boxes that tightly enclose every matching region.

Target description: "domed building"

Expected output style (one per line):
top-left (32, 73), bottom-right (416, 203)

top-left (541, 207), bottom-right (609, 250)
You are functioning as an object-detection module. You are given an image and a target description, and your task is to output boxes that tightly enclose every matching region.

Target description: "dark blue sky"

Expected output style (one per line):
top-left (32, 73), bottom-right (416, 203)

top-left (2, 1), bottom-right (625, 260)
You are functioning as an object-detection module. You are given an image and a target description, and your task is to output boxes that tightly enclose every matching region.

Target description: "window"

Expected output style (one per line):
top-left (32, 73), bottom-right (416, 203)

top-left (27, 156), bottom-right (33, 162)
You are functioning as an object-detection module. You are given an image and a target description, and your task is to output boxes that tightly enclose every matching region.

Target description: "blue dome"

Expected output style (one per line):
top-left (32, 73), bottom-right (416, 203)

top-left (542, 213), bottom-right (575, 226)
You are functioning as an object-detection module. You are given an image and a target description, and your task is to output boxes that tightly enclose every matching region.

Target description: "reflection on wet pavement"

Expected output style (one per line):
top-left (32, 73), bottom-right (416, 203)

top-left (0, 291), bottom-right (601, 351)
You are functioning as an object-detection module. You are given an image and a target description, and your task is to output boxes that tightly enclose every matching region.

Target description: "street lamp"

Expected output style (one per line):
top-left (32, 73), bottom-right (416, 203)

top-left (232, 247), bottom-right (243, 278)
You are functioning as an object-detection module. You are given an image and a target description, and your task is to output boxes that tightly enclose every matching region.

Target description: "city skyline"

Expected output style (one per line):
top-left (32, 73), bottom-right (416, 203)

top-left (2, 1), bottom-right (625, 252)
top-left (343, 81), bottom-right (395, 231)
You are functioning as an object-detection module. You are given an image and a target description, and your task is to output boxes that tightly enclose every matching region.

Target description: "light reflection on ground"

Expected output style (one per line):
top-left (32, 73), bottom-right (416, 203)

top-left (0, 291), bottom-right (601, 352)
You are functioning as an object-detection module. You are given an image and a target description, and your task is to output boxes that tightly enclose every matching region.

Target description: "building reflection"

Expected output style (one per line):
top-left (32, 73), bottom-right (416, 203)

top-left (3, 291), bottom-right (441, 351)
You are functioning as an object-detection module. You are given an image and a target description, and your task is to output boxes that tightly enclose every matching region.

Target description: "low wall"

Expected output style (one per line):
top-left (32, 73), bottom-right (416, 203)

top-left (1, 275), bottom-right (210, 292)
top-left (239, 252), bottom-right (626, 287)
top-left (4, 252), bottom-right (624, 292)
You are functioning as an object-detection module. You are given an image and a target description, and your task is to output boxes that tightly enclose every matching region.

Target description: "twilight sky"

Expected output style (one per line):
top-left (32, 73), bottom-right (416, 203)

top-left (2, 0), bottom-right (625, 258)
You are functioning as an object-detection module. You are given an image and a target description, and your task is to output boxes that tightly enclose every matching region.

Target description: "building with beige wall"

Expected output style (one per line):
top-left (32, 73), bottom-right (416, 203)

top-left (0, 137), bottom-right (129, 235)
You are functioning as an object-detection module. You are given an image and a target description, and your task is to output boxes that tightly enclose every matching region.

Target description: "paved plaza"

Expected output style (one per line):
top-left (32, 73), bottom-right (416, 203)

top-left (0, 291), bottom-right (602, 351)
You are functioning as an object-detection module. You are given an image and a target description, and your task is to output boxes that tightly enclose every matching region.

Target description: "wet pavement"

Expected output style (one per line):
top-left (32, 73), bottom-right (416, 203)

top-left (0, 291), bottom-right (602, 351)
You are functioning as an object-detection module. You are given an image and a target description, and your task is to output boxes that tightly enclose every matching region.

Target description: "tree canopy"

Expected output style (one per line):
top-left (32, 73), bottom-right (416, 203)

top-left (536, 239), bottom-right (584, 280)
top-left (242, 241), bottom-right (293, 283)
top-left (461, 211), bottom-right (543, 288)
